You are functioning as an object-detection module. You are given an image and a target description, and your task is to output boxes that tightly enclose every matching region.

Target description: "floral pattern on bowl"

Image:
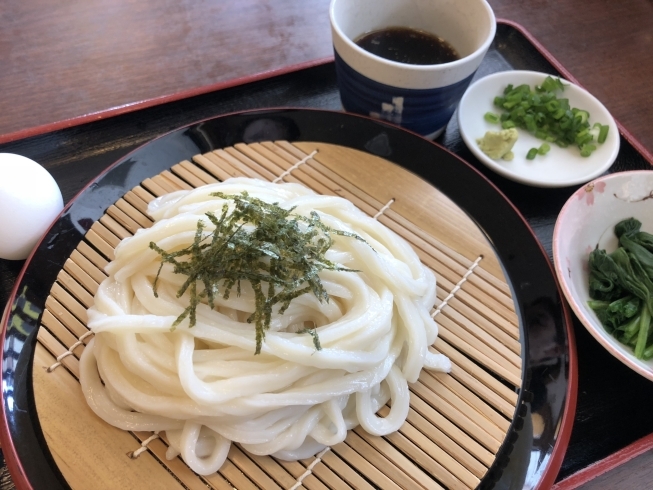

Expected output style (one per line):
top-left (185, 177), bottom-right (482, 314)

top-left (553, 170), bottom-right (653, 380)
top-left (577, 180), bottom-right (606, 206)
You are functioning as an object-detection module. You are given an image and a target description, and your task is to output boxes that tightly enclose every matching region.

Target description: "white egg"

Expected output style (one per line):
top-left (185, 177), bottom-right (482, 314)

top-left (0, 153), bottom-right (63, 260)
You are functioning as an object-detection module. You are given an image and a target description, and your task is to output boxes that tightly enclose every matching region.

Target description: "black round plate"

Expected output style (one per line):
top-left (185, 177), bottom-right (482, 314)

top-left (0, 108), bottom-right (576, 490)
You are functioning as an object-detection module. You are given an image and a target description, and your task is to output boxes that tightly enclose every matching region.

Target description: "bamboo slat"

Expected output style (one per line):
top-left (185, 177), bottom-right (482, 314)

top-left (33, 141), bottom-right (522, 490)
top-left (276, 460), bottom-right (330, 490)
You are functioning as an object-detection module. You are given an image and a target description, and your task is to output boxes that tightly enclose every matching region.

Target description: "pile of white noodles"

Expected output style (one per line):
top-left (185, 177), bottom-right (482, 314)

top-left (80, 177), bottom-right (450, 475)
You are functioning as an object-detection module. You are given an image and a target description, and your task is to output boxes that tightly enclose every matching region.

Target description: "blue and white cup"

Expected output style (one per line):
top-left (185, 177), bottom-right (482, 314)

top-left (330, 0), bottom-right (496, 139)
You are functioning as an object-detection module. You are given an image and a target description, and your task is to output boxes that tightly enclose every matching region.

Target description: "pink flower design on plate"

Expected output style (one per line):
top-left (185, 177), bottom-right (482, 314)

top-left (578, 181), bottom-right (607, 206)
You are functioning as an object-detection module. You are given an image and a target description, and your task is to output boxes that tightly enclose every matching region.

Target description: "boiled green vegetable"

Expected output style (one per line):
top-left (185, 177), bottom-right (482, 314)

top-left (588, 218), bottom-right (653, 359)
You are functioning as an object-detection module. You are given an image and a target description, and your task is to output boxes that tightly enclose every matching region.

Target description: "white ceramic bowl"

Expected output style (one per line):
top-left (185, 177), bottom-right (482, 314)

top-left (553, 170), bottom-right (653, 380)
top-left (458, 70), bottom-right (620, 187)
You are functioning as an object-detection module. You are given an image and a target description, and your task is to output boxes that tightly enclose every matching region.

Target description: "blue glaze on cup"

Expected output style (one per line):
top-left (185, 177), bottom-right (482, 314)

top-left (329, 0), bottom-right (496, 139)
top-left (334, 50), bottom-right (475, 137)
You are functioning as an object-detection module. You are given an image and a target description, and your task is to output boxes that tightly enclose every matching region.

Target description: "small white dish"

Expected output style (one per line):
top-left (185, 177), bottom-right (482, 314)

top-left (458, 70), bottom-right (620, 187)
top-left (553, 170), bottom-right (653, 380)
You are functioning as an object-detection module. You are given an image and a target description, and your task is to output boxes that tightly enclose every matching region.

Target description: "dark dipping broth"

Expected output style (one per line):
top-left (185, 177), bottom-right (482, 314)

top-left (354, 26), bottom-right (459, 65)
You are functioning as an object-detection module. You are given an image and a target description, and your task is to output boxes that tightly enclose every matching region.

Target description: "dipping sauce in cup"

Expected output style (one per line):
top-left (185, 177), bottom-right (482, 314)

top-left (355, 27), bottom-right (460, 65)
top-left (330, 0), bottom-right (496, 139)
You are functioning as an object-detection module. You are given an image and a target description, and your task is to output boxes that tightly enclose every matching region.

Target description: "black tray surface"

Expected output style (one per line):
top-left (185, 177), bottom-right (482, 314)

top-left (0, 22), bottom-right (651, 487)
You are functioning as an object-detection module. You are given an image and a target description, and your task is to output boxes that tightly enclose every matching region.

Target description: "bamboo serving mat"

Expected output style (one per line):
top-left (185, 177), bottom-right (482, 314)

top-left (33, 141), bottom-right (522, 490)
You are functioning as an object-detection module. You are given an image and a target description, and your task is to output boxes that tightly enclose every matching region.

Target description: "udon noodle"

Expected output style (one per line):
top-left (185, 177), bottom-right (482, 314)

top-left (79, 177), bottom-right (450, 475)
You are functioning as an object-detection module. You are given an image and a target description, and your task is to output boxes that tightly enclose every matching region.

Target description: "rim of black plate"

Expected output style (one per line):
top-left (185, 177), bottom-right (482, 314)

top-left (0, 107), bottom-right (577, 490)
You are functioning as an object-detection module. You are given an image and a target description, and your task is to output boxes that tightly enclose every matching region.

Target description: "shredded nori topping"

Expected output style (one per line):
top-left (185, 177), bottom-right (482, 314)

top-left (150, 191), bottom-right (364, 354)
